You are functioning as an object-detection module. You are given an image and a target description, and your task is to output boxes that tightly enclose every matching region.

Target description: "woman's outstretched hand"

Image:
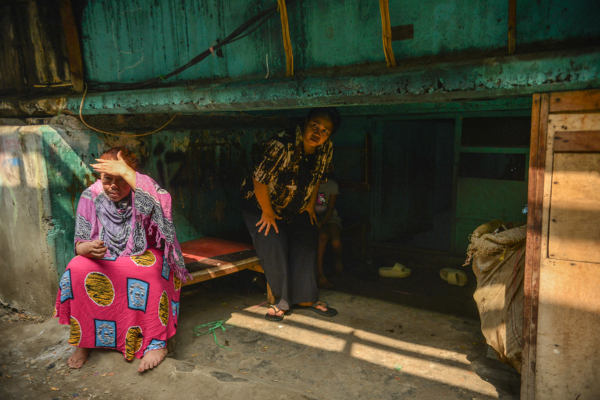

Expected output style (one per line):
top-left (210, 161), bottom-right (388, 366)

top-left (76, 240), bottom-right (108, 259)
top-left (302, 204), bottom-right (318, 226)
top-left (256, 211), bottom-right (281, 236)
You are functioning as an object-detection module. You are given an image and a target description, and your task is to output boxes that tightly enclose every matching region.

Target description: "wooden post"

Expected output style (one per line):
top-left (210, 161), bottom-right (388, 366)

top-left (58, 0), bottom-right (84, 93)
top-left (521, 93), bottom-right (549, 399)
top-left (508, 0), bottom-right (516, 54)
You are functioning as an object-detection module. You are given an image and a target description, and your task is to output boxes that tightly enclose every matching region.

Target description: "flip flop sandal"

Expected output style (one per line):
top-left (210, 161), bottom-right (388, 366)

top-left (265, 305), bottom-right (285, 322)
top-left (378, 263), bottom-right (411, 278)
top-left (294, 301), bottom-right (338, 317)
top-left (439, 268), bottom-right (468, 286)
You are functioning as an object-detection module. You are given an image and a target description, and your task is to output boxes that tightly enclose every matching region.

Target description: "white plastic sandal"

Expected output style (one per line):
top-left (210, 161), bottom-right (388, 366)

top-left (378, 263), bottom-right (411, 278)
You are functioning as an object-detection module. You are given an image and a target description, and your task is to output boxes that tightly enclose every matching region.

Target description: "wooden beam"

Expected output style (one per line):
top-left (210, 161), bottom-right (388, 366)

top-left (521, 93), bottom-right (549, 399)
top-left (554, 131), bottom-right (600, 152)
top-left (549, 89), bottom-right (600, 113)
top-left (508, 0), bottom-right (516, 54)
top-left (58, 0), bottom-right (84, 93)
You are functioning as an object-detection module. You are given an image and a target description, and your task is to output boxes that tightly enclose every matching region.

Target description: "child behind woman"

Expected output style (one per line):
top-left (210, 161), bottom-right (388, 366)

top-left (315, 168), bottom-right (343, 289)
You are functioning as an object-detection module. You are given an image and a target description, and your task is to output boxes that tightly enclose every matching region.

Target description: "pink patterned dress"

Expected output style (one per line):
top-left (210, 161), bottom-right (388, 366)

top-left (54, 173), bottom-right (189, 360)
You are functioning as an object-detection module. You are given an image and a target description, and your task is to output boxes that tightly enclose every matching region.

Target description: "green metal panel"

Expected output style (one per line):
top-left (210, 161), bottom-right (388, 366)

top-left (455, 177), bottom-right (528, 255)
top-left (460, 147), bottom-right (530, 154)
top-left (80, 0), bottom-right (600, 84)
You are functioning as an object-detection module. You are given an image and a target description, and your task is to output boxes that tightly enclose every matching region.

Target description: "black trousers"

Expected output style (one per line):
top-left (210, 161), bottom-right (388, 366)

top-left (243, 206), bottom-right (319, 311)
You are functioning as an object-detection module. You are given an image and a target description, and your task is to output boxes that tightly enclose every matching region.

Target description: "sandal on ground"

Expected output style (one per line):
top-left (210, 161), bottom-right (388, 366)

top-left (378, 263), bottom-right (411, 278)
top-left (294, 301), bottom-right (338, 317)
top-left (317, 275), bottom-right (333, 289)
top-left (439, 268), bottom-right (468, 286)
top-left (265, 305), bottom-right (285, 322)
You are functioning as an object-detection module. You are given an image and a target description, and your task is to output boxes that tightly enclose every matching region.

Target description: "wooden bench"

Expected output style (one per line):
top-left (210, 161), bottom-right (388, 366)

top-left (180, 237), bottom-right (274, 303)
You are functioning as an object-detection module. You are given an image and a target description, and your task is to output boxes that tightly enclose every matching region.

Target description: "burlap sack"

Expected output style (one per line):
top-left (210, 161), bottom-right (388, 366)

top-left (465, 220), bottom-right (527, 373)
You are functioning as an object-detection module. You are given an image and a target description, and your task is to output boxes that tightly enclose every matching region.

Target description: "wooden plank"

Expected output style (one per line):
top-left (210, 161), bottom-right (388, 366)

top-left (534, 111), bottom-right (600, 399)
top-left (180, 237), bottom-right (254, 265)
top-left (549, 89), bottom-right (600, 113)
top-left (183, 262), bottom-right (252, 286)
top-left (548, 153), bottom-right (600, 263)
top-left (553, 131), bottom-right (600, 152)
top-left (541, 114), bottom-right (600, 261)
top-left (508, 0), bottom-right (516, 55)
top-left (58, 0), bottom-right (84, 93)
top-left (185, 252), bottom-right (260, 273)
top-left (521, 93), bottom-right (548, 400)
top-left (535, 258), bottom-right (600, 399)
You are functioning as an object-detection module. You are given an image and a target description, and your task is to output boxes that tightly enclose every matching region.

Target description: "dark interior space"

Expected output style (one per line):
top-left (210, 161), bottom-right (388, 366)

top-left (380, 119), bottom-right (455, 251)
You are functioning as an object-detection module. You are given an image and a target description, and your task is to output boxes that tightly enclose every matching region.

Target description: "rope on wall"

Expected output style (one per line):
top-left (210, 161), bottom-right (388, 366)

top-left (78, 84), bottom-right (179, 137)
top-left (379, 0), bottom-right (396, 68)
top-left (277, 0), bottom-right (294, 77)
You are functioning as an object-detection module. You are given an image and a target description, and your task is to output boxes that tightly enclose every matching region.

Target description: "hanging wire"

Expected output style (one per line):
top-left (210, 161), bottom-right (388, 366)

top-left (89, 1), bottom-right (294, 92)
top-left (379, 0), bottom-right (396, 68)
top-left (78, 83), bottom-right (179, 137)
top-left (277, 0), bottom-right (294, 76)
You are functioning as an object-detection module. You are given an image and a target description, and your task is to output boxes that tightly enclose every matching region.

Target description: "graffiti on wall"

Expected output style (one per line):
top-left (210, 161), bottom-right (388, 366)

top-left (0, 133), bottom-right (23, 225)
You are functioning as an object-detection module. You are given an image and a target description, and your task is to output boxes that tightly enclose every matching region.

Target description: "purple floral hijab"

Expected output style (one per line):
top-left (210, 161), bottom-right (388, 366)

top-left (74, 172), bottom-right (190, 282)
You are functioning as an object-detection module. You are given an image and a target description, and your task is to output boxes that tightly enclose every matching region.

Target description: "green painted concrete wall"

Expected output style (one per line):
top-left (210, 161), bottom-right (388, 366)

top-left (81, 0), bottom-right (600, 83)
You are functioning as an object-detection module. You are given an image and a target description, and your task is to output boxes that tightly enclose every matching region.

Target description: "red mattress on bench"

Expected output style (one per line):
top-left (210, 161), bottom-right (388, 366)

top-left (180, 237), bottom-right (254, 264)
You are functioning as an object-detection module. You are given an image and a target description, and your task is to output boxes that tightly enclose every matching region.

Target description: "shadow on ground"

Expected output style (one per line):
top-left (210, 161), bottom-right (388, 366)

top-left (0, 250), bottom-right (520, 400)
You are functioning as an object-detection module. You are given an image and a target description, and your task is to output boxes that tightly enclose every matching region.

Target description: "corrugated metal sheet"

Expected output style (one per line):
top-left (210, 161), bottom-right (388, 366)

top-left (0, 0), bottom-right (71, 96)
top-left (80, 0), bottom-right (600, 85)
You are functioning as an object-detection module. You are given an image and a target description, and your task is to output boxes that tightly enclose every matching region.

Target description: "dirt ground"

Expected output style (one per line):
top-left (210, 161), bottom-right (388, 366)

top-left (0, 250), bottom-right (520, 400)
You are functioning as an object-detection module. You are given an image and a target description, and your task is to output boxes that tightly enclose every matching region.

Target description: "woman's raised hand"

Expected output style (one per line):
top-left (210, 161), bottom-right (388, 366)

top-left (256, 210), bottom-right (281, 236)
top-left (76, 240), bottom-right (108, 259)
top-left (91, 151), bottom-right (131, 178)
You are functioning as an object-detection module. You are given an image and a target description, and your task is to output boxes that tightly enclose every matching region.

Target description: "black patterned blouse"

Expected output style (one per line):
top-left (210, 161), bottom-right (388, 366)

top-left (241, 126), bottom-right (333, 222)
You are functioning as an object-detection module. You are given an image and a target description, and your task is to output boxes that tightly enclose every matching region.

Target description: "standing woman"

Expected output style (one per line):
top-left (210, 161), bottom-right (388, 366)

top-left (241, 107), bottom-right (341, 321)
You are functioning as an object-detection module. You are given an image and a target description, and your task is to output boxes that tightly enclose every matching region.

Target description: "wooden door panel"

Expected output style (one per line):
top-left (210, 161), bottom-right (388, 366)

top-left (536, 259), bottom-right (600, 400)
top-left (524, 92), bottom-right (600, 400)
top-left (548, 153), bottom-right (600, 263)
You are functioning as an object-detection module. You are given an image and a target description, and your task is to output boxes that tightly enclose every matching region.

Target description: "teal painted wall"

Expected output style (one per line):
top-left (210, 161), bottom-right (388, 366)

top-left (80, 0), bottom-right (600, 84)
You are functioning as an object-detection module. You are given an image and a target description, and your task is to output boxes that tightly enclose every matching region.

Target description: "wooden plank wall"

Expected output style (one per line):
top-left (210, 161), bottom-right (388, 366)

top-left (523, 89), bottom-right (600, 400)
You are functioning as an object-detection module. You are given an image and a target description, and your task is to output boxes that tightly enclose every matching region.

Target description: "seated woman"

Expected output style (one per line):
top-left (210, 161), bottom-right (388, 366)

top-left (240, 107), bottom-right (341, 321)
top-left (315, 166), bottom-right (343, 289)
top-left (54, 147), bottom-right (190, 372)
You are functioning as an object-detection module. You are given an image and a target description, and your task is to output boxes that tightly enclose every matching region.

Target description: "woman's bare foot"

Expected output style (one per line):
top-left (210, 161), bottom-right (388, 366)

top-left (297, 301), bottom-right (338, 317)
top-left (265, 305), bottom-right (285, 321)
top-left (138, 348), bottom-right (168, 372)
top-left (68, 347), bottom-right (90, 369)
top-left (317, 275), bottom-right (333, 289)
top-left (298, 301), bottom-right (328, 312)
